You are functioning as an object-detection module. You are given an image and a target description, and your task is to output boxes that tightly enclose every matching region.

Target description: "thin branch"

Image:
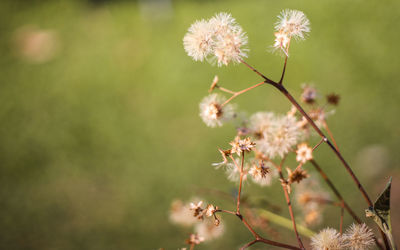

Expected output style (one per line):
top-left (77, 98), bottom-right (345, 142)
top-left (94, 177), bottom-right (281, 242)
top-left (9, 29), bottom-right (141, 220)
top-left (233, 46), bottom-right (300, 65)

top-left (340, 201), bottom-right (344, 235)
top-left (279, 55), bottom-right (289, 84)
top-left (312, 137), bottom-right (325, 152)
top-left (236, 152), bottom-right (245, 214)
top-left (323, 120), bottom-right (340, 152)
top-left (240, 59), bottom-right (275, 84)
top-left (216, 209), bottom-right (301, 250)
top-left (278, 170), bottom-right (305, 249)
top-left (189, 243), bottom-right (195, 250)
top-left (222, 81), bottom-right (265, 106)
top-left (215, 85), bottom-right (236, 95)
top-left (240, 239), bottom-right (258, 250)
top-left (309, 159), bottom-right (361, 223)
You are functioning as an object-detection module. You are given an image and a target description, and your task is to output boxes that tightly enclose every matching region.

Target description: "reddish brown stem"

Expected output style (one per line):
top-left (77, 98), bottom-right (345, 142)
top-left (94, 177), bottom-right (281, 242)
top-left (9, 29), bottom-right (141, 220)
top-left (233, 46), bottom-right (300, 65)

top-left (340, 202), bottom-right (344, 235)
top-left (278, 170), bottom-right (305, 249)
top-left (236, 152), bottom-right (245, 214)
top-left (324, 121), bottom-right (340, 152)
top-left (240, 239), bottom-right (258, 250)
top-left (216, 209), bottom-right (301, 250)
top-left (312, 137), bottom-right (325, 152)
top-left (309, 159), bottom-right (361, 223)
top-left (279, 55), bottom-right (288, 84)
top-left (222, 81), bottom-right (265, 106)
top-left (240, 59), bottom-right (275, 84)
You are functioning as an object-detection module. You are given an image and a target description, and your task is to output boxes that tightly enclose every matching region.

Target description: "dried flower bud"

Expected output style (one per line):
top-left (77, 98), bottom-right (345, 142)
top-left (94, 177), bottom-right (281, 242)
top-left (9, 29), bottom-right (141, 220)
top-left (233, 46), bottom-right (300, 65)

top-left (208, 75), bottom-right (219, 93)
top-left (287, 167), bottom-right (309, 184)
top-left (327, 93), bottom-right (340, 106)
top-left (205, 204), bottom-right (216, 217)
top-left (190, 201), bottom-right (204, 219)
top-left (301, 85), bottom-right (317, 104)
top-left (230, 136), bottom-right (256, 155)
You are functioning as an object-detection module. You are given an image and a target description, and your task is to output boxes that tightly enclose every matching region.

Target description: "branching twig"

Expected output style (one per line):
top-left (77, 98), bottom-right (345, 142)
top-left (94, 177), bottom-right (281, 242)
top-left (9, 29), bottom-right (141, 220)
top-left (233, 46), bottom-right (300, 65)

top-left (239, 60), bottom-right (390, 249)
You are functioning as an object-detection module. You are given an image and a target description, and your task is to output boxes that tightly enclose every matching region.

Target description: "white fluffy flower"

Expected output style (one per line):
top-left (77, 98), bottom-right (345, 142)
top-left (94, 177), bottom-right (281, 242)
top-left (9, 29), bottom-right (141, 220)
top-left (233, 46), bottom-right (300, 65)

top-left (183, 20), bottom-right (214, 61)
top-left (252, 113), bottom-right (302, 158)
top-left (195, 219), bottom-right (225, 241)
top-left (275, 9), bottom-right (310, 40)
top-left (343, 223), bottom-right (375, 250)
top-left (311, 228), bottom-right (345, 250)
top-left (183, 12), bottom-right (248, 66)
top-left (169, 200), bottom-right (199, 227)
top-left (199, 94), bottom-right (234, 127)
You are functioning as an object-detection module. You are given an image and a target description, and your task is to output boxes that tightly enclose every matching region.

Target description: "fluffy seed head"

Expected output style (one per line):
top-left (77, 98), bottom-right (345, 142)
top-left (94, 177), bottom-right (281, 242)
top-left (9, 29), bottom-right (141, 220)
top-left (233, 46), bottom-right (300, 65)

top-left (254, 113), bottom-right (302, 158)
top-left (213, 27), bottom-right (248, 66)
top-left (199, 94), bottom-right (234, 127)
top-left (169, 200), bottom-right (198, 227)
top-left (183, 20), bottom-right (214, 61)
top-left (275, 9), bottom-right (310, 40)
top-left (183, 12), bottom-right (248, 66)
top-left (311, 228), bottom-right (345, 250)
top-left (343, 223), bottom-right (375, 250)
top-left (195, 219), bottom-right (225, 241)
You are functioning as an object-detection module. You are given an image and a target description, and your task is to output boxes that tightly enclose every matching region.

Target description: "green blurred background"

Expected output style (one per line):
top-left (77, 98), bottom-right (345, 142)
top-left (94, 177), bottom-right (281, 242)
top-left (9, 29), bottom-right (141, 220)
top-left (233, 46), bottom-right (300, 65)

top-left (0, 0), bottom-right (399, 249)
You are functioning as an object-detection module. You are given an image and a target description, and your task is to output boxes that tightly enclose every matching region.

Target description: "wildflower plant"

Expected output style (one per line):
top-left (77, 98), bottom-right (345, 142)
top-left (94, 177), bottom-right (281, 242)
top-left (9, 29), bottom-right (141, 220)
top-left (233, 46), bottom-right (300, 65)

top-left (170, 10), bottom-right (396, 250)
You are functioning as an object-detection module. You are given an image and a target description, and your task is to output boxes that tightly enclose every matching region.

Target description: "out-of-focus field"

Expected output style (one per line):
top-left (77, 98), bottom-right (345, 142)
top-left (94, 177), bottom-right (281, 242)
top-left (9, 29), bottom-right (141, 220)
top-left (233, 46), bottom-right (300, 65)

top-left (0, 0), bottom-right (399, 249)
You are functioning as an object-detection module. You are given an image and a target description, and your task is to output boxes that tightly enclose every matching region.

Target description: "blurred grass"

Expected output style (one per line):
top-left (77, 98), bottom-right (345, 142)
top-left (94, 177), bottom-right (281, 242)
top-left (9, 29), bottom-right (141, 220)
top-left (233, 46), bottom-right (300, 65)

top-left (0, 0), bottom-right (399, 249)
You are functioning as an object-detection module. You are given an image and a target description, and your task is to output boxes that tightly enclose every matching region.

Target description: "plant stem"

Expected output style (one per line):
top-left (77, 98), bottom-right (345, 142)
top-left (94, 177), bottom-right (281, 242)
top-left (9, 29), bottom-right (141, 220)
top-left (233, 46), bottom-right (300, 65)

top-left (216, 209), bottom-right (301, 250)
top-left (240, 59), bottom-right (275, 84)
top-left (340, 202), bottom-right (344, 235)
top-left (323, 121), bottom-right (340, 152)
top-left (309, 159), bottom-right (361, 223)
top-left (236, 152), bottom-right (245, 214)
top-left (240, 239), bottom-right (258, 250)
top-left (278, 170), bottom-right (305, 249)
top-left (222, 81), bottom-right (265, 106)
top-left (279, 55), bottom-right (289, 84)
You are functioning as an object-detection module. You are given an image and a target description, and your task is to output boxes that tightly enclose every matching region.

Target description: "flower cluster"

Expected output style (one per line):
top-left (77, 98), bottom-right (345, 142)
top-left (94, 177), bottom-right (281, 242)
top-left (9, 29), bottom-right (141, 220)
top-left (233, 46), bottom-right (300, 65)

top-left (183, 12), bottom-right (248, 66)
top-left (174, 8), bottom-right (386, 250)
top-left (311, 224), bottom-right (375, 250)
top-left (169, 198), bottom-right (224, 248)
